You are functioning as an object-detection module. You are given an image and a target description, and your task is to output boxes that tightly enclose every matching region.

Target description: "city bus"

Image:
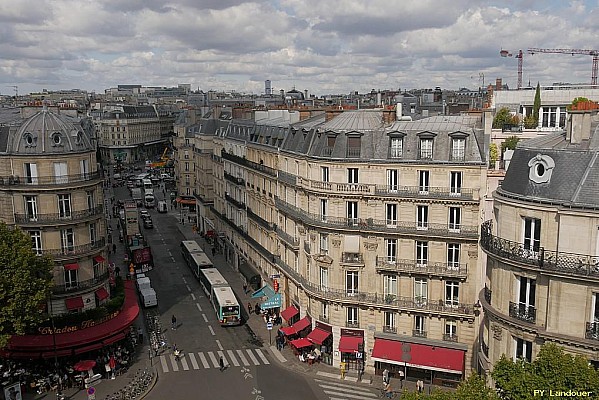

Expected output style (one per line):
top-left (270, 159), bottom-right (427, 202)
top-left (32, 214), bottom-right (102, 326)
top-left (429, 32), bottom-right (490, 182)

top-left (188, 251), bottom-right (213, 279)
top-left (211, 286), bottom-right (241, 326)
top-left (181, 240), bottom-right (203, 266)
top-left (142, 178), bottom-right (153, 191)
top-left (198, 267), bottom-right (227, 298)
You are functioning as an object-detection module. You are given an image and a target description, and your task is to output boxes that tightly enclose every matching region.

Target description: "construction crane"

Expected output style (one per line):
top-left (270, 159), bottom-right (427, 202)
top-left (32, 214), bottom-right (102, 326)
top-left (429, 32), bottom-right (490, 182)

top-left (500, 49), bottom-right (524, 89)
top-left (527, 48), bottom-right (599, 86)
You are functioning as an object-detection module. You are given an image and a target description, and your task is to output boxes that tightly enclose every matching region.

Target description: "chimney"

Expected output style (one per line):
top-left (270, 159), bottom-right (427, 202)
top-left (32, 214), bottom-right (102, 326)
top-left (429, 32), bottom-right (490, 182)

top-left (495, 78), bottom-right (502, 91)
top-left (566, 109), bottom-right (593, 144)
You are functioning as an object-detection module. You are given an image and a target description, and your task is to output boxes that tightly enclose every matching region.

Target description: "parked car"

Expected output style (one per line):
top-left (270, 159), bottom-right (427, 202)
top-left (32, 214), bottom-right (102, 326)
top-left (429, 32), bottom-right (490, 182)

top-left (139, 210), bottom-right (150, 220)
top-left (143, 218), bottom-right (154, 229)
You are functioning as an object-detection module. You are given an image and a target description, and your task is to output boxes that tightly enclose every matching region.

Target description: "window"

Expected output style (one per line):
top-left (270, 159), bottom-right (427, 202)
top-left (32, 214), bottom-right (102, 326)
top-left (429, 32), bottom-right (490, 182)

top-left (445, 320), bottom-right (457, 339)
top-left (523, 217), bottom-right (541, 256)
top-left (386, 203), bottom-right (397, 226)
top-left (518, 276), bottom-right (536, 309)
top-left (387, 169), bottom-right (399, 192)
top-left (347, 168), bottom-right (359, 184)
top-left (445, 280), bottom-right (460, 307)
top-left (451, 138), bottom-right (465, 161)
top-left (58, 194), bottom-right (72, 218)
top-left (414, 278), bottom-right (428, 304)
top-left (185, 162), bottom-right (189, 172)
top-left (320, 199), bottom-right (327, 222)
top-left (24, 162), bottom-right (38, 184)
top-left (346, 271), bottom-right (359, 296)
top-left (89, 223), bottom-right (97, 245)
top-left (383, 275), bottom-right (398, 297)
top-left (416, 241), bottom-right (428, 267)
top-left (93, 259), bottom-right (102, 278)
top-left (319, 267), bottom-right (328, 290)
top-left (449, 207), bottom-right (461, 231)
top-left (321, 166), bottom-right (329, 182)
top-left (64, 268), bottom-right (78, 290)
top-left (384, 312), bottom-right (396, 332)
top-left (390, 137), bottom-right (403, 158)
top-left (184, 150), bottom-right (189, 159)
top-left (541, 107), bottom-right (558, 128)
top-left (514, 337), bottom-right (532, 362)
top-left (60, 228), bottom-right (75, 253)
top-left (447, 244), bottom-right (460, 268)
top-left (416, 205), bottom-right (428, 230)
top-left (30, 230), bottom-right (42, 255)
top-left (419, 138), bottom-right (433, 159)
top-left (414, 315), bottom-right (426, 335)
top-left (385, 239), bottom-right (397, 263)
top-left (54, 162), bottom-right (68, 184)
top-left (320, 233), bottom-right (328, 254)
top-left (347, 201), bottom-right (358, 226)
top-left (347, 136), bottom-right (361, 158)
top-left (450, 171), bottom-right (462, 196)
top-left (87, 190), bottom-right (95, 211)
top-left (592, 293), bottom-right (599, 323)
top-left (418, 170), bottom-right (429, 193)
top-left (322, 303), bottom-right (329, 320)
top-left (80, 159), bottom-right (90, 179)
top-left (24, 196), bottom-right (38, 221)
top-left (347, 306), bottom-right (359, 325)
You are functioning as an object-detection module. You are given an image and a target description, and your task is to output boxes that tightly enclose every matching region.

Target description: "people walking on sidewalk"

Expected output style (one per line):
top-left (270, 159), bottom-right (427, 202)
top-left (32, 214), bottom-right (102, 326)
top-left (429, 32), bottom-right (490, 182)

top-left (248, 302), bottom-right (252, 315)
top-left (219, 356), bottom-right (225, 371)
top-left (171, 315), bottom-right (177, 330)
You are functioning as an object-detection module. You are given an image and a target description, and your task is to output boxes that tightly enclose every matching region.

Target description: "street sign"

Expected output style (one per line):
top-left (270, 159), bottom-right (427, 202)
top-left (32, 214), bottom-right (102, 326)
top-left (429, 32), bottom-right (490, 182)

top-left (356, 351), bottom-right (363, 359)
top-left (87, 386), bottom-right (96, 400)
top-left (270, 274), bottom-right (281, 279)
top-left (266, 322), bottom-right (273, 330)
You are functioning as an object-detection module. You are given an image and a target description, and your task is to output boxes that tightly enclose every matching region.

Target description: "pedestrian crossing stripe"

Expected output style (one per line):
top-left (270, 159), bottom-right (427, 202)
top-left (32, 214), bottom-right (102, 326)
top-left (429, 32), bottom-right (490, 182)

top-left (314, 379), bottom-right (378, 400)
top-left (159, 349), bottom-right (271, 373)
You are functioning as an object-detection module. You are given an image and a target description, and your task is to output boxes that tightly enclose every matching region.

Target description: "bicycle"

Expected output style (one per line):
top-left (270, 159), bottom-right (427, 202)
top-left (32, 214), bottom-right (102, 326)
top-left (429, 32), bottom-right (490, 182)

top-left (379, 388), bottom-right (397, 398)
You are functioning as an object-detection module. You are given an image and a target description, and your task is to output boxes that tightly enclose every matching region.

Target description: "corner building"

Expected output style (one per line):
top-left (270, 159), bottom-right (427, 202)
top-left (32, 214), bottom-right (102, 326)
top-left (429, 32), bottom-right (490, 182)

top-left (479, 108), bottom-right (599, 375)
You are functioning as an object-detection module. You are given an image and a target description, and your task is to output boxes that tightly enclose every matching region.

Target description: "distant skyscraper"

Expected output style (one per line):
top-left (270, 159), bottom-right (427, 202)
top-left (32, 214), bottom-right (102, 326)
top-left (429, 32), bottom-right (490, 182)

top-left (265, 80), bottom-right (272, 95)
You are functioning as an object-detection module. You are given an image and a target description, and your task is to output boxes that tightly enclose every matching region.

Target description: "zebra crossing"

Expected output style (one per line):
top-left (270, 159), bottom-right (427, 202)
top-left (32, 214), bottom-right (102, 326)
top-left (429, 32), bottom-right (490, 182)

top-left (158, 348), bottom-right (271, 373)
top-left (314, 378), bottom-right (378, 400)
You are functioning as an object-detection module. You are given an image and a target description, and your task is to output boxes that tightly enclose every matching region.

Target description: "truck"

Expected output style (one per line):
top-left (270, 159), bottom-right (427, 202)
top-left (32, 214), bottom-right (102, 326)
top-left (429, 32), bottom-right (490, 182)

top-left (144, 193), bottom-right (156, 208)
top-left (140, 288), bottom-right (157, 308)
top-left (136, 276), bottom-right (152, 292)
top-left (131, 188), bottom-right (143, 206)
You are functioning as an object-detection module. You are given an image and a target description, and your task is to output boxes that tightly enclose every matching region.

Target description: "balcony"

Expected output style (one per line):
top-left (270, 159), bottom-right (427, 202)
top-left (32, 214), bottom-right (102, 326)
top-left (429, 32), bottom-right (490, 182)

top-left (346, 321), bottom-right (360, 329)
top-left (40, 238), bottom-right (106, 259)
top-left (341, 252), bottom-right (364, 265)
top-left (52, 271), bottom-right (109, 295)
top-left (14, 205), bottom-right (104, 225)
top-left (481, 220), bottom-right (599, 279)
top-left (319, 315), bottom-right (329, 324)
top-left (224, 171), bottom-right (245, 186)
top-left (247, 208), bottom-right (273, 231)
top-left (278, 171), bottom-right (297, 185)
top-left (0, 171), bottom-right (102, 187)
top-left (484, 285), bottom-right (492, 305)
top-left (586, 322), bottom-right (599, 341)
top-left (376, 257), bottom-right (468, 278)
top-left (413, 330), bottom-right (427, 338)
top-left (225, 193), bottom-right (246, 210)
top-left (443, 334), bottom-right (458, 342)
top-left (221, 151), bottom-right (277, 177)
top-left (509, 301), bottom-right (536, 324)
top-left (275, 197), bottom-right (478, 239)
top-left (383, 326), bottom-right (397, 334)
top-left (274, 225), bottom-right (299, 249)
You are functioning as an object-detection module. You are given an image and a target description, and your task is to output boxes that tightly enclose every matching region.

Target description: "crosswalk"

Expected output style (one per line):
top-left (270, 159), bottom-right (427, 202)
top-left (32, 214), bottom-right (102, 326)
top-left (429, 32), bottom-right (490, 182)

top-left (314, 378), bottom-right (378, 400)
top-left (158, 348), bottom-right (271, 373)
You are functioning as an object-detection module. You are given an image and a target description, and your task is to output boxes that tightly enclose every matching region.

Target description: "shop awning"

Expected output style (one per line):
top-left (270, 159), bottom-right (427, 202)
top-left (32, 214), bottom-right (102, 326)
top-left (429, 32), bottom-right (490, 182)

top-left (291, 317), bottom-right (311, 333)
top-left (252, 285), bottom-right (276, 299)
top-left (371, 338), bottom-right (465, 374)
top-left (64, 263), bottom-right (79, 271)
top-left (176, 197), bottom-right (196, 205)
top-left (65, 296), bottom-right (84, 311)
top-left (95, 287), bottom-right (110, 301)
top-left (339, 336), bottom-right (363, 353)
top-left (93, 256), bottom-right (106, 263)
top-left (307, 328), bottom-right (332, 345)
top-left (73, 342), bottom-right (104, 355)
top-left (238, 261), bottom-right (261, 288)
top-left (42, 348), bottom-right (73, 358)
top-left (290, 338), bottom-right (313, 349)
top-left (261, 293), bottom-right (282, 309)
top-left (102, 332), bottom-right (127, 346)
top-left (279, 326), bottom-right (297, 336)
top-left (281, 305), bottom-right (299, 321)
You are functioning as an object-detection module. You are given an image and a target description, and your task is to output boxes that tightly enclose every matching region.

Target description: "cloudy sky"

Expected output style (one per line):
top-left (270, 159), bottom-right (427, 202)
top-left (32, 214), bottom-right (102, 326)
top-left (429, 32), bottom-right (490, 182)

top-left (1, 0), bottom-right (598, 96)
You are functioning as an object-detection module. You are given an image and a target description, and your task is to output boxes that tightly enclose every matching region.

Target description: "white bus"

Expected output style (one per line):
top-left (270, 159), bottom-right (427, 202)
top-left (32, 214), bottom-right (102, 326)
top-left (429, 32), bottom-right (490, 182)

top-left (143, 178), bottom-right (153, 191)
top-left (144, 193), bottom-right (155, 208)
top-left (188, 251), bottom-right (214, 279)
top-left (198, 268), bottom-right (228, 298)
top-left (211, 286), bottom-right (241, 326)
top-left (181, 240), bottom-right (203, 266)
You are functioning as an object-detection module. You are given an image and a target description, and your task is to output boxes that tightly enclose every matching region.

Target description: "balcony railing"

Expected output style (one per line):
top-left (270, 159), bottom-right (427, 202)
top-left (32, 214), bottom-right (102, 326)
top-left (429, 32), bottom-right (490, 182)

top-left (0, 171), bottom-right (101, 187)
top-left (275, 197), bottom-right (477, 239)
top-left (443, 334), bottom-right (458, 342)
top-left (278, 171), bottom-right (297, 185)
top-left (509, 301), bottom-right (536, 324)
top-left (341, 252), bottom-right (364, 264)
top-left (224, 171), bottom-right (245, 186)
top-left (318, 315), bottom-right (329, 324)
top-left (274, 225), bottom-right (299, 249)
top-left (225, 193), bottom-right (246, 209)
top-left (375, 257), bottom-right (468, 278)
top-left (221, 151), bottom-right (277, 177)
top-left (14, 205), bottom-right (104, 225)
top-left (52, 271), bottom-right (109, 295)
top-left (481, 220), bottom-right (599, 279)
top-left (383, 326), bottom-right (397, 334)
top-left (346, 321), bottom-right (360, 328)
top-left (484, 285), bottom-right (492, 305)
top-left (413, 329), bottom-right (427, 338)
top-left (40, 238), bottom-right (106, 258)
top-left (586, 322), bottom-right (599, 341)
top-left (247, 208), bottom-right (273, 231)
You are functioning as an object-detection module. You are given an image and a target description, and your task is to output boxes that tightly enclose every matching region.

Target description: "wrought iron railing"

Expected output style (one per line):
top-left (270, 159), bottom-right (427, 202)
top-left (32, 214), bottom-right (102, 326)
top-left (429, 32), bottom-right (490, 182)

top-left (443, 334), bottom-right (458, 342)
top-left (375, 257), bottom-right (468, 278)
top-left (586, 322), bottom-right (599, 341)
top-left (509, 301), bottom-right (536, 324)
top-left (40, 238), bottom-right (106, 258)
top-left (383, 326), bottom-right (397, 334)
top-left (481, 220), bottom-right (599, 279)
top-left (277, 171), bottom-right (297, 185)
top-left (413, 330), bottom-right (427, 338)
top-left (247, 208), bottom-right (273, 231)
top-left (318, 315), bottom-right (329, 324)
top-left (224, 171), bottom-right (245, 186)
top-left (14, 205), bottom-right (104, 224)
top-left (0, 171), bottom-right (101, 187)
top-left (221, 151), bottom-right (277, 177)
top-left (52, 271), bottom-right (109, 294)
top-left (346, 321), bottom-right (360, 328)
top-left (274, 225), bottom-right (299, 248)
top-left (225, 193), bottom-right (246, 209)
top-left (341, 252), bottom-right (364, 264)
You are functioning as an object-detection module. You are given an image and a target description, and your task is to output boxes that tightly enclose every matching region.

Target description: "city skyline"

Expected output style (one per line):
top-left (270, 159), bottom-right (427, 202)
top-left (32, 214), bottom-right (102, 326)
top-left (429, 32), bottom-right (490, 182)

top-left (1, 0), bottom-right (598, 96)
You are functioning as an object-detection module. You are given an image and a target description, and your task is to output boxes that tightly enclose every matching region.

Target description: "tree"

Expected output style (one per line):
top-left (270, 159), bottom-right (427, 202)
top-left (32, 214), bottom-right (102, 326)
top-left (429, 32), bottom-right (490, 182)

top-left (532, 82), bottom-right (541, 123)
top-left (455, 373), bottom-right (499, 400)
top-left (0, 223), bottom-right (53, 348)
top-left (501, 136), bottom-right (520, 153)
top-left (523, 114), bottom-right (538, 129)
top-left (492, 342), bottom-right (599, 400)
top-left (493, 107), bottom-right (516, 129)
top-left (489, 143), bottom-right (499, 166)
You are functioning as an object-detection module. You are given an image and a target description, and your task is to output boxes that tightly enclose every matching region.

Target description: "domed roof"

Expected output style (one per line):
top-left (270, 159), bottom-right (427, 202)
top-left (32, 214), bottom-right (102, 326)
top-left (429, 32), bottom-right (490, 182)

top-left (7, 106), bottom-right (94, 155)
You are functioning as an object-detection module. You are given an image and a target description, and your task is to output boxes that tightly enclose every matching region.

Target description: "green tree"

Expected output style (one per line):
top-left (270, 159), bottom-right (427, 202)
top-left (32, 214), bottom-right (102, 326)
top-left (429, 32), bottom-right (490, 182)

top-left (455, 373), bottom-right (499, 400)
top-left (501, 136), bottom-right (520, 153)
top-left (489, 143), bottom-right (499, 166)
top-left (492, 343), bottom-right (599, 400)
top-left (492, 107), bottom-right (514, 129)
top-left (0, 223), bottom-right (53, 348)
top-left (523, 114), bottom-right (538, 129)
top-left (532, 82), bottom-right (541, 123)
top-left (569, 97), bottom-right (591, 110)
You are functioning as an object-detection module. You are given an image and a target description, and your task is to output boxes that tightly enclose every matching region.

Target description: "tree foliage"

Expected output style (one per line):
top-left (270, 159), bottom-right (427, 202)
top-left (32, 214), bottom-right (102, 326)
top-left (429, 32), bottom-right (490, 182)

top-left (501, 136), bottom-right (520, 152)
top-left (569, 97), bottom-right (591, 110)
top-left (489, 143), bottom-right (499, 165)
top-left (532, 82), bottom-right (541, 122)
top-left (523, 114), bottom-right (538, 129)
top-left (0, 223), bottom-right (53, 348)
top-left (492, 107), bottom-right (519, 129)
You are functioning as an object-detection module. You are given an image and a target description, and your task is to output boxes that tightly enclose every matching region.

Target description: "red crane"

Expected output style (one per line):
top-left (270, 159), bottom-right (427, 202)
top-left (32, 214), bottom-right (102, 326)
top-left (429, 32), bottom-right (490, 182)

top-left (500, 49), bottom-right (524, 89)
top-left (527, 48), bottom-right (599, 86)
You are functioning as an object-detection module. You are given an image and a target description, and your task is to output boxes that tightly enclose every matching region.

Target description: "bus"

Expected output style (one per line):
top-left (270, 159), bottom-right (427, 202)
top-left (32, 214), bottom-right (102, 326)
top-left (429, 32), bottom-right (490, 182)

top-left (211, 286), bottom-right (241, 326)
top-left (181, 240), bottom-right (203, 266)
top-left (143, 179), bottom-right (153, 191)
top-left (198, 268), bottom-right (227, 298)
top-left (188, 251), bottom-right (213, 279)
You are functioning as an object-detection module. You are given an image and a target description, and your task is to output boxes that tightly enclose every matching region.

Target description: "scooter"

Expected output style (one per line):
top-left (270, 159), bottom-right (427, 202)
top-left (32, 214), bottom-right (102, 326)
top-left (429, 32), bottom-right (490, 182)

top-left (174, 349), bottom-right (183, 361)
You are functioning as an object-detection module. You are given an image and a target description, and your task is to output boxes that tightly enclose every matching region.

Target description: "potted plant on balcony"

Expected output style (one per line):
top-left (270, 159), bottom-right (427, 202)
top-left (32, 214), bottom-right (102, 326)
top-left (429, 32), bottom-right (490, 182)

top-left (385, 294), bottom-right (396, 304)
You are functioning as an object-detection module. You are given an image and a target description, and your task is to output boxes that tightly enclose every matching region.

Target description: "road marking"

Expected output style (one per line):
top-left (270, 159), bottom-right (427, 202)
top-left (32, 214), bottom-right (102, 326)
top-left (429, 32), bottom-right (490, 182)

top-left (182, 277), bottom-right (187, 284)
top-left (324, 391), bottom-right (373, 400)
top-left (269, 345), bottom-right (287, 362)
top-left (245, 349), bottom-right (260, 365)
top-left (216, 340), bottom-right (223, 350)
top-left (208, 351), bottom-right (220, 368)
top-left (236, 349), bottom-right (249, 366)
top-left (217, 350), bottom-right (227, 367)
top-left (160, 355), bottom-right (169, 372)
top-left (188, 352), bottom-right (199, 369)
top-left (318, 384), bottom-right (377, 397)
top-left (202, 314), bottom-right (208, 322)
top-left (227, 350), bottom-right (240, 366)
top-left (195, 303), bottom-right (202, 312)
top-left (191, 293), bottom-right (196, 301)
top-left (208, 325), bottom-right (215, 335)
top-left (180, 356), bottom-right (189, 371)
top-left (254, 349), bottom-right (270, 364)
top-left (167, 250), bottom-right (172, 256)
top-left (186, 285), bottom-right (192, 292)
top-left (169, 354), bottom-right (179, 372)
top-left (198, 352), bottom-right (210, 368)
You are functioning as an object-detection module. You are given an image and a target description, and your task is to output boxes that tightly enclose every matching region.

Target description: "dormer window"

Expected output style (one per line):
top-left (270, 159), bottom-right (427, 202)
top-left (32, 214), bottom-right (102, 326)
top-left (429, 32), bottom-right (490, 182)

top-left (451, 138), bottom-right (465, 161)
top-left (51, 132), bottom-right (63, 146)
top-left (347, 135), bottom-right (361, 158)
top-left (390, 137), bottom-right (403, 158)
top-left (419, 138), bottom-right (433, 159)
top-left (75, 131), bottom-right (84, 145)
top-left (23, 132), bottom-right (36, 147)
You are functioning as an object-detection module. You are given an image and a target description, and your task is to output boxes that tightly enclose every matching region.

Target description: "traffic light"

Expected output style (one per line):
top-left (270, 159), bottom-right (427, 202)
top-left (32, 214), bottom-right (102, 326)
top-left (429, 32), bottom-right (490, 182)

top-left (273, 279), bottom-right (279, 293)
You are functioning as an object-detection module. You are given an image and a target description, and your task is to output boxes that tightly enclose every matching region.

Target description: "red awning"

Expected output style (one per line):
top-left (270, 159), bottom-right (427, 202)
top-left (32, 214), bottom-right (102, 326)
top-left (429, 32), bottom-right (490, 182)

top-left (95, 287), bottom-right (109, 301)
top-left (73, 342), bottom-right (104, 355)
top-left (291, 317), bottom-right (311, 333)
top-left (307, 328), bottom-right (331, 345)
top-left (279, 326), bottom-right (297, 336)
top-left (176, 197), bottom-right (196, 205)
top-left (64, 263), bottom-right (79, 271)
top-left (94, 256), bottom-right (106, 263)
top-left (371, 338), bottom-right (465, 374)
top-left (103, 332), bottom-right (127, 346)
top-left (42, 348), bottom-right (73, 358)
top-left (281, 305), bottom-right (299, 321)
top-left (65, 297), bottom-right (84, 311)
top-left (290, 338), bottom-right (313, 349)
top-left (339, 336), bottom-right (363, 353)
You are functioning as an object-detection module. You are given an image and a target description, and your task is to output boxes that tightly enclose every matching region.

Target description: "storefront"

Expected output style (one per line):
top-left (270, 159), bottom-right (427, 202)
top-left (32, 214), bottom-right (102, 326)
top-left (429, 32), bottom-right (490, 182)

top-left (251, 285), bottom-right (282, 314)
top-left (307, 321), bottom-right (333, 365)
top-left (280, 305), bottom-right (300, 326)
top-left (238, 260), bottom-right (262, 291)
top-left (371, 333), bottom-right (466, 388)
top-left (339, 328), bottom-right (364, 371)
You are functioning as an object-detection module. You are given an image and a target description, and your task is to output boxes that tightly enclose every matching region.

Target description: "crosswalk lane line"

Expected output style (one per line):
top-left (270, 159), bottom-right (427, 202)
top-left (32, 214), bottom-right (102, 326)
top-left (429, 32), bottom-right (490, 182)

top-left (324, 390), bottom-right (373, 400)
top-left (236, 349), bottom-right (250, 366)
top-left (160, 355), bottom-right (169, 373)
top-left (180, 355), bottom-right (189, 370)
top-left (198, 352), bottom-right (210, 368)
top-left (319, 384), bottom-right (377, 398)
top-left (208, 351), bottom-right (220, 368)
top-left (254, 349), bottom-right (270, 364)
top-left (245, 349), bottom-right (260, 365)
top-left (188, 353), bottom-right (199, 370)
top-left (169, 355), bottom-right (179, 372)
top-left (227, 350), bottom-right (240, 366)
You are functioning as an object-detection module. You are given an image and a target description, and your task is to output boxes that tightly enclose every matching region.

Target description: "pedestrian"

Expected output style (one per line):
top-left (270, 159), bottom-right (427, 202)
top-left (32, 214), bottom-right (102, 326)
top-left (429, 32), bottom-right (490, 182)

top-left (211, 247), bottom-right (216, 256)
top-left (219, 355), bottom-right (225, 371)
top-left (109, 355), bottom-right (116, 380)
top-left (248, 302), bottom-right (252, 315)
top-left (171, 314), bottom-right (177, 330)
top-left (383, 368), bottom-right (389, 385)
top-left (138, 326), bottom-right (143, 343)
top-left (417, 379), bottom-right (424, 393)
top-left (254, 303), bottom-right (260, 315)
top-left (153, 342), bottom-right (159, 357)
top-left (243, 283), bottom-right (248, 294)
top-left (113, 243), bottom-right (117, 254)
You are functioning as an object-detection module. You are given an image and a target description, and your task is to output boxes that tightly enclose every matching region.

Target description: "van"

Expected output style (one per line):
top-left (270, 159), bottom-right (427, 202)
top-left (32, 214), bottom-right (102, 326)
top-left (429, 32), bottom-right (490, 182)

top-left (157, 201), bottom-right (168, 213)
top-left (144, 193), bottom-right (155, 208)
top-left (140, 288), bottom-right (157, 308)
top-left (137, 277), bottom-right (152, 292)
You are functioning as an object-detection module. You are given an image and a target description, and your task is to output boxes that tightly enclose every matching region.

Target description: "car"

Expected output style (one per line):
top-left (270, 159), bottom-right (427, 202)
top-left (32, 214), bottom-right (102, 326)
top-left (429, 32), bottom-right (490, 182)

top-left (143, 219), bottom-right (154, 229)
top-left (139, 210), bottom-right (150, 219)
